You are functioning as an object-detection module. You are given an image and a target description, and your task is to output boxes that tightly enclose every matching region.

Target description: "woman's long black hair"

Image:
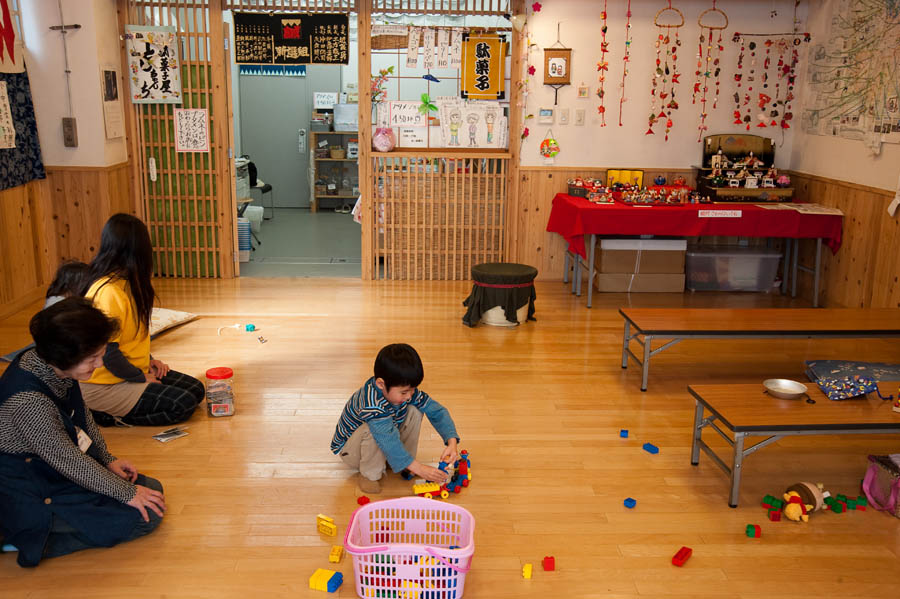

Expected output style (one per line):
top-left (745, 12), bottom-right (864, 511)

top-left (83, 213), bottom-right (156, 331)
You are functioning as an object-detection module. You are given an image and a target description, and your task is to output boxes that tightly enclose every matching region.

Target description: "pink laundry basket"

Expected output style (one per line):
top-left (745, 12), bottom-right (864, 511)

top-left (344, 496), bottom-right (475, 598)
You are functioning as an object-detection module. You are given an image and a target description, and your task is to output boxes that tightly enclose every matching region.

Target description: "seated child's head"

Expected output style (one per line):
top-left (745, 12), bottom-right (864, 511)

top-left (46, 261), bottom-right (91, 300)
top-left (374, 343), bottom-right (424, 405)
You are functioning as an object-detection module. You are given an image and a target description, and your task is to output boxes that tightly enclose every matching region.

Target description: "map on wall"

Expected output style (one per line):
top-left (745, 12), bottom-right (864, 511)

top-left (802, 0), bottom-right (900, 152)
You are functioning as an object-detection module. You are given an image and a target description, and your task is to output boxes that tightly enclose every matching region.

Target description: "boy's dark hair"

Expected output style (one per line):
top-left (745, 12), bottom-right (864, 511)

top-left (30, 297), bottom-right (119, 371)
top-left (46, 261), bottom-right (90, 299)
top-left (374, 344), bottom-right (424, 390)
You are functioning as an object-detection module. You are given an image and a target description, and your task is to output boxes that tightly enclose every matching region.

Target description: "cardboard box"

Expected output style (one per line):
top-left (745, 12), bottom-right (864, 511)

top-left (594, 273), bottom-right (685, 293)
top-left (596, 239), bottom-right (686, 274)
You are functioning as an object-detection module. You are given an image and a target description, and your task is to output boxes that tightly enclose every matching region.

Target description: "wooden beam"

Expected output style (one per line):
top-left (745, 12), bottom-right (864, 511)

top-left (358, 2), bottom-right (373, 280)
top-left (505, 0), bottom-right (525, 263)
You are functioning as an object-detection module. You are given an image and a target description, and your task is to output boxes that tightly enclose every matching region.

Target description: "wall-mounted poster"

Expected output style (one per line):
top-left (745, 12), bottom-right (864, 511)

top-left (438, 101), bottom-right (507, 149)
top-left (125, 25), bottom-right (181, 104)
top-left (543, 48), bottom-right (572, 86)
top-left (234, 12), bottom-right (349, 65)
top-left (174, 108), bottom-right (209, 152)
top-left (460, 34), bottom-right (506, 100)
top-left (100, 66), bottom-right (124, 139)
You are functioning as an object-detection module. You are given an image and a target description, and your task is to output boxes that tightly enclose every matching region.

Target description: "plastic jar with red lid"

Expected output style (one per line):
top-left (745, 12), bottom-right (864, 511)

top-left (205, 367), bottom-right (235, 417)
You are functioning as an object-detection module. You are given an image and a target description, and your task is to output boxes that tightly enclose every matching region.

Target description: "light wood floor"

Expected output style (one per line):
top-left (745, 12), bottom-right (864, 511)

top-left (2, 279), bottom-right (900, 598)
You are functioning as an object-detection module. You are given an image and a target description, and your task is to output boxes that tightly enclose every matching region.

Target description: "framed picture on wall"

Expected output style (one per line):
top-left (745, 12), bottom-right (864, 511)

top-left (543, 48), bottom-right (572, 86)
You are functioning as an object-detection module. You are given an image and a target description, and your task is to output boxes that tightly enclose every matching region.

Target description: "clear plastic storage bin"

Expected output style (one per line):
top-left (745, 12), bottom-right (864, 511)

top-left (686, 246), bottom-right (781, 292)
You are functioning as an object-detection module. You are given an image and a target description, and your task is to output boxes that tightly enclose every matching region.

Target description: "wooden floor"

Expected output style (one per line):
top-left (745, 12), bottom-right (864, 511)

top-left (2, 279), bottom-right (900, 598)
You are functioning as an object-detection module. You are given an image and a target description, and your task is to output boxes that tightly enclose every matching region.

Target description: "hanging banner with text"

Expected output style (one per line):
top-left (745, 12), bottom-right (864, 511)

top-left (125, 25), bottom-right (182, 104)
top-left (460, 34), bottom-right (506, 100)
top-left (234, 12), bottom-right (349, 65)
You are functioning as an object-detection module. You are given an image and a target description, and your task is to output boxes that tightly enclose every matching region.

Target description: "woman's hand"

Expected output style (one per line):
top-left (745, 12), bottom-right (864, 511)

top-left (440, 439), bottom-right (459, 465)
top-left (408, 460), bottom-right (450, 484)
top-left (149, 359), bottom-right (170, 379)
top-left (127, 485), bottom-right (166, 522)
top-left (108, 459), bottom-right (138, 482)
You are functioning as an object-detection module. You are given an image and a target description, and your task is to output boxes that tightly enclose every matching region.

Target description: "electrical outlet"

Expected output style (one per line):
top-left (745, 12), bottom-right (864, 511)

top-left (575, 109), bottom-right (585, 126)
top-left (62, 117), bottom-right (78, 147)
top-left (558, 108), bottom-right (570, 125)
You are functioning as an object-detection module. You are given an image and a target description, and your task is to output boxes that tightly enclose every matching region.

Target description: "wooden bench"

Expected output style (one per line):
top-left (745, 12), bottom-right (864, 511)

top-left (688, 382), bottom-right (900, 507)
top-left (621, 308), bottom-right (900, 391)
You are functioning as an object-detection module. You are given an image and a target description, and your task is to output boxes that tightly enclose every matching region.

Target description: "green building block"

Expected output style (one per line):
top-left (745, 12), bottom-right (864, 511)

top-left (857, 496), bottom-right (868, 507)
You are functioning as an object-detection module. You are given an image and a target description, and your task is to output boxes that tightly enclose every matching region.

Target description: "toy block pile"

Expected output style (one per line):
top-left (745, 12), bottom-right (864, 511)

top-left (309, 568), bottom-right (343, 593)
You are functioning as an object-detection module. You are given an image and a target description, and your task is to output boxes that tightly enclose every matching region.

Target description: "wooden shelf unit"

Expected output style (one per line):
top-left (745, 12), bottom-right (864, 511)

top-left (310, 131), bottom-right (359, 213)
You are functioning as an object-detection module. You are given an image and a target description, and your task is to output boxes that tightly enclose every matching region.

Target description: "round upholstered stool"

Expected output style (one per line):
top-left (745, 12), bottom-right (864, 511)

top-left (462, 263), bottom-right (538, 327)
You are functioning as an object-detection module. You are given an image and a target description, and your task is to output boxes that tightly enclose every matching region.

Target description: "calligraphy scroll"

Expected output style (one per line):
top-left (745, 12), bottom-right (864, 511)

top-left (460, 34), bottom-right (506, 100)
top-left (234, 12), bottom-right (349, 65)
top-left (125, 25), bottom-right (181, 104)
top-left (174, 108), bottom-right (209, 152)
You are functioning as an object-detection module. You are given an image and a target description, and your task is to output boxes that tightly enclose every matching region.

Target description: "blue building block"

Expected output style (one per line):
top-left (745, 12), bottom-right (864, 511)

top-left (620, 429), bottom-right (629, 438)
top-left (642, 442), bottom-right (659, 454)
top-left (245, 324), bottom-right (255, 331)
top-left (327, 572), bottom-right (343, 593)
top-left (624, 497), bottom-right (637, 508)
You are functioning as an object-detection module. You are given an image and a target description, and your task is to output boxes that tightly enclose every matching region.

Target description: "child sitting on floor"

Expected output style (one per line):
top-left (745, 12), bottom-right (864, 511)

top-left (331, 343), bottom-right (460, 494)
top-left (44, 261), bottom-right (91, 307)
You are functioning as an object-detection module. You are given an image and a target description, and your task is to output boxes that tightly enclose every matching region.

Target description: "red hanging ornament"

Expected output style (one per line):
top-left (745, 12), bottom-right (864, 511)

top-left (597, 0), bottom-right (610, 126)
top-left (646, 2), bottom-right (684, 140)
top-left (695, 1), bottom-right (728, 141)
top-left (618, 0), bottom-right (634, 127)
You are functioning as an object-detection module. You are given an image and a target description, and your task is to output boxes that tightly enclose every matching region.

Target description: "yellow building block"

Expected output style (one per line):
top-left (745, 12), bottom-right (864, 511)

top-left (316, 513), bottom-right (337, 536)
top-left (309, 568), bottom-right (336, 591)
top-left (412, 481), bottom-right (441, 496)
top-left (522, 563), bottom-right (533, 579)
top-left (329, 545), bottom-right (344, 563)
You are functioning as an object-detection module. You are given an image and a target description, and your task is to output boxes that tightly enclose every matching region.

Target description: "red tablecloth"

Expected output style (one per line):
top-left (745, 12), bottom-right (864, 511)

top-left (546, 193), bottom-right (843, 259)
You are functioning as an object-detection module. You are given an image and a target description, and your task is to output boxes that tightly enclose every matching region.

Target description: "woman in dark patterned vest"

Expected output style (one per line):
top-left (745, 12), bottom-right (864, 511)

top-left (0, 298), bottom-right (166, 567)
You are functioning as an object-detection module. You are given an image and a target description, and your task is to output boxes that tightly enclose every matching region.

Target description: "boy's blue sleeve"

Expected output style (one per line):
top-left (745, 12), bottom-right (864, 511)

top-left (367, 416), bottom-right (415, 472)
top-left (413, 391), bottom-right (459, 444)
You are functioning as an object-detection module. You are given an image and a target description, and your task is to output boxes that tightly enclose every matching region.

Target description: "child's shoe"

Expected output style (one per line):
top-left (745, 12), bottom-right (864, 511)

top-left (357, 474), bottom-right (382, 494)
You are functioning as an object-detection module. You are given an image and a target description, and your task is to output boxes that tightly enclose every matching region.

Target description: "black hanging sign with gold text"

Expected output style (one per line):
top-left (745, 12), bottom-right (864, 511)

top-left (234, 12), bottom-right (349, 65)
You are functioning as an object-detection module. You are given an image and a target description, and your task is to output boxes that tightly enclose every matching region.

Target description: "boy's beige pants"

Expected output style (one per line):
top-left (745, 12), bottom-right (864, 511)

top-left (339, 407), bottom-right (423, 481)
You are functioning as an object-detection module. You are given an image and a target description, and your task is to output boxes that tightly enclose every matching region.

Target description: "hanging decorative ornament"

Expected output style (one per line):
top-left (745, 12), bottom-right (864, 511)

top-left (744, 40), bottom-right (757, 130)
top-left (540, 130), bottom-right (560, 157)
top-left (733, 33), bottom-right (745, 125)
top-left (646, 1), bottom-right (684, 141)
top-left (693, 1), bottom-right (728, 141)
top-left (516, 2), bottom-right (542, 140)
top-left (618, 0), bottom-right (634, 126)
top-left (596, 0), bottom-right (610, 125)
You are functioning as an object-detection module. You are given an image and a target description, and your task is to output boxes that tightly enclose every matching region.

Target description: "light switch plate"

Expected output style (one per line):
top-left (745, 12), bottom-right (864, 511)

top-left (575, 109), bottom-right (585, 126)
top-left (558, 108), bottom-right (570, 125)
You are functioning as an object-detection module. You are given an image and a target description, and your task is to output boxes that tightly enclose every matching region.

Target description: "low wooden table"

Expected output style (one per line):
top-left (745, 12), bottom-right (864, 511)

top-left (621, 308), bottom-right (900, 391)
top-left (687, 382), bottom-right (900, 507)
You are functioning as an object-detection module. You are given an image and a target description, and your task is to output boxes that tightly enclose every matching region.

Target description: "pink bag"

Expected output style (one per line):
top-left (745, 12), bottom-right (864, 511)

top-left (862, 455), bottom-right (900, 518)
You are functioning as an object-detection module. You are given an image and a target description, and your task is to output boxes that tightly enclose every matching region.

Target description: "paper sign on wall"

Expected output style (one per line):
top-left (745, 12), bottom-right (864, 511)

top-left (125, 25), bottom-right (182, 104)
top-left (173, 108), bottom-right (209, 152)
top-left (460, 34), bottom-right (506, 100)
top-left (100, 67), bottom-right (125, 139)
top-left (313, 92), bottom-right (339, 109)
top-left (388, 101), bottom-right (428, 127)
top-left (437, 29), bottom-right (450, 69)
top-left (0, 81), bottom-right (15, 149)
top-left (422, 28), bottom-right (435, 70)
top-left (406, 27), bottom-right (421, 68)
top-left (438, 101), bottom-right (507, 148)
top-left (372, 24), bottom-right (408, 36)
top-left (399, 127), bottom-right (428, 147)
top-left (233, 12), bottom-right (349, 65)
top-left (450, 29), bottom-right (463, 67)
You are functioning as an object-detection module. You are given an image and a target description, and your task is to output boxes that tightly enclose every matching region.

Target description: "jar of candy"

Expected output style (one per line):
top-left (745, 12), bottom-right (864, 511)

top-left (205, 367), bottom-right (235, 417)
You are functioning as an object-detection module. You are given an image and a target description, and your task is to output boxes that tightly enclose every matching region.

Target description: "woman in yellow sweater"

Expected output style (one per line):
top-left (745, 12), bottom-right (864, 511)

top-left (79, 214), bottom-right (204, 426)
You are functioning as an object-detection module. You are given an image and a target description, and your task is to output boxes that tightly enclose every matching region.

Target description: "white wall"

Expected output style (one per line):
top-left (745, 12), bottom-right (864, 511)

top-left (521, 0), bottom-right (800, 168)
top-left (789, 0), bottom-right (900, 191)
top-left (22, 0), bottom-right (125, 167)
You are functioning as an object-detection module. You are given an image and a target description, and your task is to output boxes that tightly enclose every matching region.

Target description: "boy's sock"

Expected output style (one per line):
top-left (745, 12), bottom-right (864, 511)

top-left (357, 474), bottom-right (382, 494)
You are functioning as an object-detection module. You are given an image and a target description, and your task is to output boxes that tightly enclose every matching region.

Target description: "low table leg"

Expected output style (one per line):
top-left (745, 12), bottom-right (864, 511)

top-left (781, 239), bottom-right (791, 295)
top-left (641, 335), bottom-right (652, 392)
top-left (575, 255), bottom-right (582, 297)
top-left (691, 401), bottom-right (704, 465)
top-left (729, 432), bottom-right (746, 508)
top-left (791, 240), bottom-right (799, 298)
top-left (622, 320), bottom-right (630, 369)
top-left (587, 234), bottom-right (596, 308)
top-left (563, 252), bottom-right (570, 284)
top-left (813, 238), bottom-right (822, 308)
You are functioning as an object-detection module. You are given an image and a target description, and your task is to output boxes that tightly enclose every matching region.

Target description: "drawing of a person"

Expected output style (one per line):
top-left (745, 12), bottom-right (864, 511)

top-left (467, 113), bottom-right (479, 147)
top-left (485, 111), bottom-right (496, 144)
top-left (448, 110), bottom-right (462, 146)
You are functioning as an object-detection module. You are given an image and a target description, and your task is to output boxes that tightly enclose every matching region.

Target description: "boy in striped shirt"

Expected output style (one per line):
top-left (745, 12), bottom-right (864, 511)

top-left (331, 344), bottom-right (459, 494)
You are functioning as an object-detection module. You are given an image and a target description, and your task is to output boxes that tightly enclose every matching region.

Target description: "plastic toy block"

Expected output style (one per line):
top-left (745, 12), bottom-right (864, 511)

top-left (624, 497), bottom-right (637, 509)
top-left (671, 546), bottom-right (692, 567)
top-left (761, 494), bottom-right (777, 508)
top-left (245, 324), bottom-right (255, 331)
top-left (316, 514), bottom-right (337, 536)
top-left (357, 495), bottom-right (371, 506)
top-left (745, 524), bottom-right (761, 538)
top-left (310, 568), bottom-right (339, 592)
top-left (836, 494), bottom-right (848, 503)
top-left (620, 429), bottom-right (629, 438)
top-left (329, 545), bottom-right (344, 563)
top-left (642, 442), bottom-right (659, 454)
top-left (542, 556), bottom-right (555, 571)
top-left (831, 502), bottom-right (844, 514)
top-left (522, 563), bottom-right (533, 579)
top-left (857, 495), bottom-right (868, 507)
top-left (771, 498), bottom-right (784, 510)
top-left (768, 509), bottom-right (781, 522)
top-left (413, 481), bottom-right (442, 496)
top-left (847, 499), bottom-right (857, 510)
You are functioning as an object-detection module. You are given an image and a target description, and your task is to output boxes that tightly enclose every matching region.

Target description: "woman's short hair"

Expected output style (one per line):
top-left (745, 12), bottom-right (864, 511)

top-left (374, 343), bottom-right (424, 390)
top-left (30, 297), bottom-right (119, 371)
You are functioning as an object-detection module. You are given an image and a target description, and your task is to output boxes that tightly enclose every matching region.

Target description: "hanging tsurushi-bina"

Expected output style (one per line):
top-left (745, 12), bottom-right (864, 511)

top-left (646, 2), bottom-right (684, 140)
top-left (692, 1), bottom-right (728, 141)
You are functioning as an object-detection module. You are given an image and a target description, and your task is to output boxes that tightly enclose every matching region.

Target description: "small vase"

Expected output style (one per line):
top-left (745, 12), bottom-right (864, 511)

top-left (372, 127), bottom-right (396, 153)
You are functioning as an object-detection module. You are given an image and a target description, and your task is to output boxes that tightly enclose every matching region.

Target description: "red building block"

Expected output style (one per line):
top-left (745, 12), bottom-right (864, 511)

top-left (672, 546), bottom-right (692, 567)
top-left (541, 556), bottom-right (555, 571)
top-left (768, 510), bottom-right (781, 522)
top-left (357, 496), bottom-right (370, 506)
